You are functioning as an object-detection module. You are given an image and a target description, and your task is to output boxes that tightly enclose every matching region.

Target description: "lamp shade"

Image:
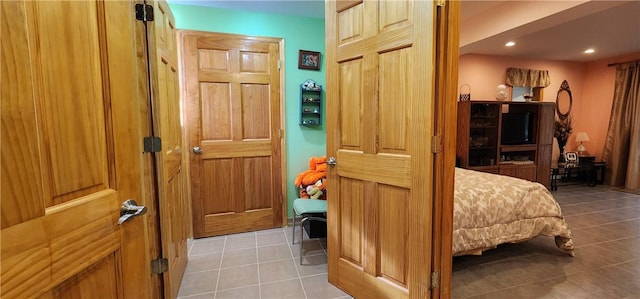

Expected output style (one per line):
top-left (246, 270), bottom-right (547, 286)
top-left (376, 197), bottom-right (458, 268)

top-left (575, 132), bottom-right (590, 142)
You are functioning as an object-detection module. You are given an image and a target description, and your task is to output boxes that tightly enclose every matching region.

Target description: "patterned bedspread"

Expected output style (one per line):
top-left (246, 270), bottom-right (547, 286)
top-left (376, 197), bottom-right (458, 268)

top-left (454, 168), bottom-right (574, 256)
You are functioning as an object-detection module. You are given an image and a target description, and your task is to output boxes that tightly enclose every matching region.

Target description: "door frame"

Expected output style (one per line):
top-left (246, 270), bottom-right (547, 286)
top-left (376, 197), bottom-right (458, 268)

top-left (432, 1), bottom-right (460, 298)
top-left (146, 0), bottom-right (190, 297)
top-left (131, 0), bottom-right (165, 297)
top-left (177, 30), bottom-right (288, 232)
top-left (126, 0), bottom-right (165, 296)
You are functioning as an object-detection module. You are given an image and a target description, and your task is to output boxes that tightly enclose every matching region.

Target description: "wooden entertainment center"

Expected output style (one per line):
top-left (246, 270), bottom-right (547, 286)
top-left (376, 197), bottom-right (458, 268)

top-left (457, 101), bottom-right (555, 188)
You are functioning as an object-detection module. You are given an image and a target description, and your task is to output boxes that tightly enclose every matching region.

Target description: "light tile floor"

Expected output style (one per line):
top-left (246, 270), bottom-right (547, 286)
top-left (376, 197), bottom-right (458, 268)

top-left (179, 185), bottom-right (640, 298)
top-left (178, 225), bottom-right (350, 299)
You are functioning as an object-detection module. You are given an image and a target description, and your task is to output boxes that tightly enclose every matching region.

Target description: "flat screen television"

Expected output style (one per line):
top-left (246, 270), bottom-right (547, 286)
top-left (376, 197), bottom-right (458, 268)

top-left (501, 112), bottom-right (533, 145)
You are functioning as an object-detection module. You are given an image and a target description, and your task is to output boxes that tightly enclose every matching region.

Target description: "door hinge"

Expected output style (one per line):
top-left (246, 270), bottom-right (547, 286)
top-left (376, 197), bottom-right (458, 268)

top-left (430, 271), bottom-right (440, 289)
top-left (279, 129), bottom-right (284, 138)
top-left (143, 136), bottom-right (162, 153)
top-left (431, 135), bottom-right (442, 154)
top-left (151, 258), bottom-right (168, 274)
top-left (135, 3), bottom-right (154, 22)
top-left (278, 60), bottom-right (281, 70)
top-left (435, 0), bottom-right (446, 7)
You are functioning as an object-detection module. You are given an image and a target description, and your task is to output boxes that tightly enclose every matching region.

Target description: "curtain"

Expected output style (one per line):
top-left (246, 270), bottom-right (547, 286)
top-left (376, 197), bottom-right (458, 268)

top-left (602, 60), bottom-right (640, 190)
top-left (505, 67), bottom-right (551, 87)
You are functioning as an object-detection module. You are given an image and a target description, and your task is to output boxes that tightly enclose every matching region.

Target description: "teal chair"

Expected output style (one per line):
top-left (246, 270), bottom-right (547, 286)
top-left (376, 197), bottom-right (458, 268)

top-left (292, 198), bottom-right (327, 264)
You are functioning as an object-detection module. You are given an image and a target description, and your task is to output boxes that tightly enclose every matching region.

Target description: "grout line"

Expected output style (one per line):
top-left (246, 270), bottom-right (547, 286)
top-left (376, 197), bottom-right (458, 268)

top-left (187, 238), bottom-right (194, 256)
top-left (259, 254), bottom-right (325, 266)
top-left (567, 218), bottom-right (640, 231)
top-left (255, 228), bottom-right (286, 235)
top-left (556, 199), bottom-right (640, 214)
top-left (213, 236), bottom-right (228, 299)
top-left (214, 283), bottom-right (259, 294)
top-left (575, 235), bottom-right (640, 249)
top-left (565, 206), bottom-right (640, 216)
top-left (255, 232), bottom-right (262, 299)
top-left (608, 260), bottom-right (640, 275)
top-left (178, 291), bottom-right (216, 299)
top-left (261, 276), bottom-right (309, 287)
top-left (182, 267), bottom-right (222, 275)
top-left (299, 272), bottom-right (329, 279)
top-left (321, 238), bottom-right (328, 256)
top-left (187, 251), bottom-right (224, 258)
top-left (288, 223), bottom-right (309, 299)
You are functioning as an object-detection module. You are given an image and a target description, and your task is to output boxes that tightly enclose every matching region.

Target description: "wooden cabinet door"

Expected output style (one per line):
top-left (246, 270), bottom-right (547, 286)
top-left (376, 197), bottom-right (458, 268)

top-left (499, 165), bottom-right (537, 181)
top-left (147, 1), bottom-right (189, 298)
top-left (325, 1), bottom-right (457, 298)
top-left (519, 165), bottom-right (538, 182)
top-left (537, 103), bottom-right (555, 188)
top-left (1, 1), bottom-right (155, 298)
top-left (181, 31), bottom-right (284, 238)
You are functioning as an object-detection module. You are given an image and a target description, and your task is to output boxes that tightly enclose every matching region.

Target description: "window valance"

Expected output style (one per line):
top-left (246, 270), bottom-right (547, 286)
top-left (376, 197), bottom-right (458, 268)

top-left (506, 67), bottom-right (551, 88)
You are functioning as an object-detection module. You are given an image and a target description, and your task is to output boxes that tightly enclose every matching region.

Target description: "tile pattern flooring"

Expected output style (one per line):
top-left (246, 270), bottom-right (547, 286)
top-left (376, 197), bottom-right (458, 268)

top-left (178, 225), bottom-right (350, 298)
top-left (453, 185), bottom-right (640, 298)
top-left (179, 185), bottom-right (640, 298)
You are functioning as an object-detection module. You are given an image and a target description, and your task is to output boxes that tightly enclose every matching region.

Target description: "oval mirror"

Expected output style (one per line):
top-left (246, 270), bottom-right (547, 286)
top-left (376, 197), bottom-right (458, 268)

top-left (556, 80), bottom-right (572, 120)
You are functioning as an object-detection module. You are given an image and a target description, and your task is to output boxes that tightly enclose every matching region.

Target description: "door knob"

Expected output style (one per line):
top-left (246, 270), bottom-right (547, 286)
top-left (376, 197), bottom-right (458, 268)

top-left (327, 156), bottom-right (337, 166)
top-left (193, 146), bottom-right (202, 154)
top-left (118, 199), bottom-right (147, 225)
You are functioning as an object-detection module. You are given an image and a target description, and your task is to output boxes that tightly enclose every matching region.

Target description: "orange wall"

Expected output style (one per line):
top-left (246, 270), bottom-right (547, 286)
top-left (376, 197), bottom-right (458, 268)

top-left (459, 52), bottom-right (640, 161)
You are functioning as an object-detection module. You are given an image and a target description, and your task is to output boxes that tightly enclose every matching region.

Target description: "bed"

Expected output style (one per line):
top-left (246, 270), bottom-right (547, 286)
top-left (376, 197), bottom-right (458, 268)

top-left (453, 167), bottom-right (574, 256)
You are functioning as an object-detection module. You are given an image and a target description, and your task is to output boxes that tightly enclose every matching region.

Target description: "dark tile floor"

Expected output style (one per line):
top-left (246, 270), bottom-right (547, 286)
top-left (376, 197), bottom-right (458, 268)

top-left (178, 185), bottom-right (640, 298)
top-left (453, 185), bottom-right (640, 298)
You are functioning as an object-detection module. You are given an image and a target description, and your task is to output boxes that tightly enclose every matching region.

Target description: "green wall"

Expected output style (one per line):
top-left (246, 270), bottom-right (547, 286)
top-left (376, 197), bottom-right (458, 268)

top-left (169, 4), bottom-right (326, 216)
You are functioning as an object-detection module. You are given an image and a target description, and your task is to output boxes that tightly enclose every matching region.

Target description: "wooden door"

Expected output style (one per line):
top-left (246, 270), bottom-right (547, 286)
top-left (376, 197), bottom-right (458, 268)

top-left (1, 1), bottom-right (156, 298)
top-left (181, 31), bottom-right (284, 238)
top-left (325, 1), bottom-right (457, 298)
top-left (146, 1), bottom-right (189, 298)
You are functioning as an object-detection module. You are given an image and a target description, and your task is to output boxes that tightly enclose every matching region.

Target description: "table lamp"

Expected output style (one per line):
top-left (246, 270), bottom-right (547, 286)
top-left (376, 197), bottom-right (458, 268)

top-left (576, 132), bottom-right (590, 155)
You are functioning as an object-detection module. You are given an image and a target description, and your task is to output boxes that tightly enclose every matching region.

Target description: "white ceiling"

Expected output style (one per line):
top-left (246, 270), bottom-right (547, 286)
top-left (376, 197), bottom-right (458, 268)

top-left (168, 0), bottom-right (640, 62)
top-left (460, 0), bottom-right (640, 62)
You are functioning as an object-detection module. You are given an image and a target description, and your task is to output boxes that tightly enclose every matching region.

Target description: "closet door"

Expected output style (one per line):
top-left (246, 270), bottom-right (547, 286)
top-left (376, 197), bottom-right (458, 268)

top-left (181, 31), bottom-right (284, 238)
top-left (1, 1), bottom-right (154, 298)
top-left (148, 1), bottom-right (189, 298)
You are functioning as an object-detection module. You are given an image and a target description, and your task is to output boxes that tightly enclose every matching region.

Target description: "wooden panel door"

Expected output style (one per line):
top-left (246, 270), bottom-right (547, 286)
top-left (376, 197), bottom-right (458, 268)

top-left (326, 1), bottom-right (457, 298)
top-left (181, 31), bottom-right (284, 238)
top-left (1, 1), bottom-right (156, 298)
top-left (148, 1), bottom-right (189, 298)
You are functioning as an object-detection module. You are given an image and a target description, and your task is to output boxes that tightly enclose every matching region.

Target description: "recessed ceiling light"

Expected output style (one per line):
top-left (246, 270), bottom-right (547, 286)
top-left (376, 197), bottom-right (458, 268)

top-left (584, 48), bottom-right (595, 54)
top-left (505, 41), bottom-right (516, 47)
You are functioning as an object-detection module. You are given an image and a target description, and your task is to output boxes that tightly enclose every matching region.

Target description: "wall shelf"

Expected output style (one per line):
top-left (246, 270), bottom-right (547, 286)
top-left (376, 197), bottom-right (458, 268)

top-left (300, 80), bottom-right (322, 126)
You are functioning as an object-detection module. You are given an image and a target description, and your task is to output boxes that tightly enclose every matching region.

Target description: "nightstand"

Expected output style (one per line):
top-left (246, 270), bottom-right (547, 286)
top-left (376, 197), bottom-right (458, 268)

top-left (579, 155), bottom-right (596, 162)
